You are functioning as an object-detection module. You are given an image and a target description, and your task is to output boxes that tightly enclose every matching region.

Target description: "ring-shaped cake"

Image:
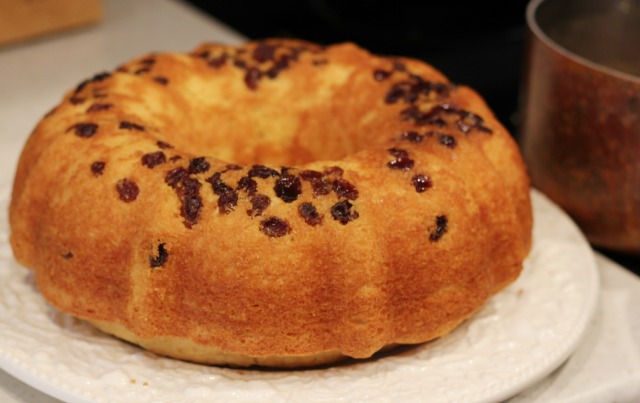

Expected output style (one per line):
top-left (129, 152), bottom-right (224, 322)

top-left (9, 39), bottom-right (532, 367)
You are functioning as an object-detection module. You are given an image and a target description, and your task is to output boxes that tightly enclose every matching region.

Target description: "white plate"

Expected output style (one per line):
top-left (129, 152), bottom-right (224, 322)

top-left (0, 188), bottom-right (599, 403)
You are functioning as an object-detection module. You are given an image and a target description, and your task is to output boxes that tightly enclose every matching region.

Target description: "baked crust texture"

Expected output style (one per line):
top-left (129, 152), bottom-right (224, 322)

top-left (9, 39), bottom-right (532, 367)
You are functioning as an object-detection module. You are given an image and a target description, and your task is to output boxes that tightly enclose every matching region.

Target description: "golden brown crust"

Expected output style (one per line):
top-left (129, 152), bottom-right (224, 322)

top-left (9, 39), bottom-right (532, 367)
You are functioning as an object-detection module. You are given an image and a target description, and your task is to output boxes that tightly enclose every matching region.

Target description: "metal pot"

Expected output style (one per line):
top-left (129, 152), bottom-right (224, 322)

top-left (519, 0), bottom-right (640, 254)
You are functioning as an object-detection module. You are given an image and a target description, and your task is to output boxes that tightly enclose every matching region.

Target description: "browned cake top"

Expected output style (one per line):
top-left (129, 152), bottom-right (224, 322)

top-left (9, 39), bottom-right (532, 367)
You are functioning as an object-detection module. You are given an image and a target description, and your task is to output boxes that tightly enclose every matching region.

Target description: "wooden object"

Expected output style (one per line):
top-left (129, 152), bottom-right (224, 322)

top-left (0, 0), bottom-right (103, 46)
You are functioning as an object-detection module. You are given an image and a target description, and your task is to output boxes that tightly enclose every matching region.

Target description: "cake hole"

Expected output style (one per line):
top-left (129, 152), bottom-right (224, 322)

top-left (151, 64), bottom-right (405, 167)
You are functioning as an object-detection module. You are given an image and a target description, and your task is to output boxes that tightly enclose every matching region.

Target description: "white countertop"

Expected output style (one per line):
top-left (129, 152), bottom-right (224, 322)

top-left (1, 0), bottom-right (639, 402)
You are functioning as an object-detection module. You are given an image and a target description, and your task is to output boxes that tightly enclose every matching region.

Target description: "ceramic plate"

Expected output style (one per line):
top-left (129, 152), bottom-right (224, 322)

top-left (0, 188), bottom-right (599, 403)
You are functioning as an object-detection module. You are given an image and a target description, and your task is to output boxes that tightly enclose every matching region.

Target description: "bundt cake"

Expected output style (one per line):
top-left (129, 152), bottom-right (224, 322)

top-left (9, 39), bottom-right (532, 368)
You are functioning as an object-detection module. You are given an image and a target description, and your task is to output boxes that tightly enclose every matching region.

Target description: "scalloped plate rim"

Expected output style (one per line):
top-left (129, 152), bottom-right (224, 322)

top-left (0, 189), bottom-right (600, 403)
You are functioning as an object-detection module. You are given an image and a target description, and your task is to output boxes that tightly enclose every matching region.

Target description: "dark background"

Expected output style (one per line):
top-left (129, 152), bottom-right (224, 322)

top-left (184, 0), bottom-right (530, 135)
